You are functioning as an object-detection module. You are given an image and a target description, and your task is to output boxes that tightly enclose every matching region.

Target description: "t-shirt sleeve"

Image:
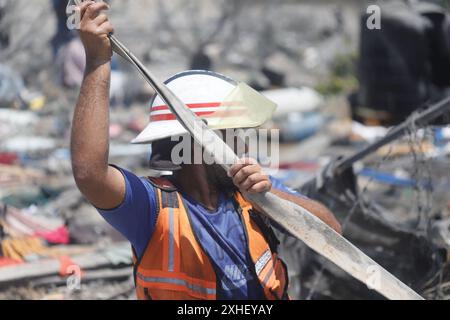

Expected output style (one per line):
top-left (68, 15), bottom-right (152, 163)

top-left (270, 176), bottom-right (308, 199)
top-left (268, 176), bottom-right (310, 233)
top-left (97, 165), bottom-right (158, 259)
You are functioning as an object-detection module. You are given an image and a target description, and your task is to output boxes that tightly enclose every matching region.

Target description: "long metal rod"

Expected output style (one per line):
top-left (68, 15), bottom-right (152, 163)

top-left (334, 97), bottom-right (450, 174)
top-left (108, 34), bottom-right (424, 300)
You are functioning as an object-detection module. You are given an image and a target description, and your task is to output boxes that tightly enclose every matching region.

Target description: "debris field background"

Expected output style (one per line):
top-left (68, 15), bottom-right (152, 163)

top-left (0, 0), bottom-right (449, 300)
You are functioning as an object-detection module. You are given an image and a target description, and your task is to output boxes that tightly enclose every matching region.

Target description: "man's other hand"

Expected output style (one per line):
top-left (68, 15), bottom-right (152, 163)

top-left (228, 158), bottom-right (272, 194)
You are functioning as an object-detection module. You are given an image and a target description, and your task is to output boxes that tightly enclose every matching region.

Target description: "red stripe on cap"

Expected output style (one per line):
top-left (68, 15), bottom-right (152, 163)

top-left (151, 111), bottom-right (216, 122)
top-left (150, 109), bottom-right (248, 122)
top-left (151, 102), bottom-right (223, 112)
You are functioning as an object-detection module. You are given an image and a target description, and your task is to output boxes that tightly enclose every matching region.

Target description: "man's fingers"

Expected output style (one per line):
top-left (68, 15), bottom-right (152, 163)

top-left (76, 1), bottom-right (95, 21)
top-left (240, 173), bottom-right (263, 191)
top-left (97, 21), bottom-right (114, 35)
top-left (228, 163), bottom-right (246, 178)
top-left (94, 13), bottom-right (108, 25)
top-left (232, 165), bottom-right (260, 186)
top-left (240, 173), bottom-right (270, 192)
top-left (83, 1), bottom-right (110, 21)
top-left (228, 158), bottom-right (257, 177)
top-left (248, 181), bottom-right (272, 194)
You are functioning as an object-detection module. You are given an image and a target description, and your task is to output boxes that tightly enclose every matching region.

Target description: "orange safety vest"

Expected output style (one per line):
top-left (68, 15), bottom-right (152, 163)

top-left (133, 178), bottom-right (289, 300)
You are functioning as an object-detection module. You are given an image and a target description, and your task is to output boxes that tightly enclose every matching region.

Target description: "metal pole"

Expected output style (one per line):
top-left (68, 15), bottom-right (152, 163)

top-left (334, 96), bottom-right (450, 174)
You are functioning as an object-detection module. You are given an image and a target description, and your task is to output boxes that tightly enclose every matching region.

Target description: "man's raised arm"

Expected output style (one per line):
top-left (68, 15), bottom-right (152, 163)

top-left (71, 1), bottom-right (125, 210)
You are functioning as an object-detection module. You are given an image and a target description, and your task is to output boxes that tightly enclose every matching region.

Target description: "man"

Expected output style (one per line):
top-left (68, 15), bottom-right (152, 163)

top-left (71, 1), bottom-right (341, 300)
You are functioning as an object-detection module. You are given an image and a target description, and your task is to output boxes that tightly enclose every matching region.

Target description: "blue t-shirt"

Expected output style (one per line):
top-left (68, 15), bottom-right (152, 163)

top-left (98, 166), bottom-right (305, 300)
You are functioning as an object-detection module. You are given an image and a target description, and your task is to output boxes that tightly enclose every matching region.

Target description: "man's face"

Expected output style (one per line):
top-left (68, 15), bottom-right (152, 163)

top-left (205, 163), bottom-right (236, 192)
top-left (218, 129), bottom-right (249, 157)
top-left (170, 129), bottom-right (250, 192)
top-left (200, 130), bottom-right (246, 192)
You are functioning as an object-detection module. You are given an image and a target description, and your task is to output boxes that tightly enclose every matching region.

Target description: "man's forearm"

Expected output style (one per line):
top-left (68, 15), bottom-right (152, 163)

top-left (71, 62), bottom-right (111, 185)
top-left (270, 188), bottom-right (342, 234)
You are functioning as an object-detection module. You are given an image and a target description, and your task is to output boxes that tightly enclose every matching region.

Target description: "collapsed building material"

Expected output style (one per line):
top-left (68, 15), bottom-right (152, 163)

top-left (335, 96), bottom-right (450, 175)
top-left (0, 242), bottom-right (132, 287)
top-left (30, 267), bottom-right (133, 288)
top-left (0, 204), bottom-right (67, 243)
top-left (0, 165), bottom-right (45, 190)
top-left (1, 137), bottom-right (57, 154)
top-left (292, 118), bottom-right (450, 299)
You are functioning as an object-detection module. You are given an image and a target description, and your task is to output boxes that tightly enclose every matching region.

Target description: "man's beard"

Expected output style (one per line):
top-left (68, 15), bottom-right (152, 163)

top-left (205, 164), bottom-right (237, 195)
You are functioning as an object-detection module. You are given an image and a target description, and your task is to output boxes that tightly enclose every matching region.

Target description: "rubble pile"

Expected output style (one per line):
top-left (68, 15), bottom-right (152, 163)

top-left (0, 105), bottom-right (151, 299)
top-left (275, 121), bottom-right (450, 300)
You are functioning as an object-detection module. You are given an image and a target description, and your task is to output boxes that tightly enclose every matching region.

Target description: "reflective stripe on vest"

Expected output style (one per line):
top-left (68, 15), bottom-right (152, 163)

top-left (136, 275), bottom-right (216, 296)
top-left (167, 207), bottom-right (175, 272)
top-left (133, 179), bottom-right (289, 300)
top-left (255, 249), bottom-right (272, 275)
top-left (136, 271), bottom-right (217, 299)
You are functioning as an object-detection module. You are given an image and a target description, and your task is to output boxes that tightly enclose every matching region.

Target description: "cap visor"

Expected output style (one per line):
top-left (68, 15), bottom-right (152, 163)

top-left (131, 120), bottom-right (188, 144)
